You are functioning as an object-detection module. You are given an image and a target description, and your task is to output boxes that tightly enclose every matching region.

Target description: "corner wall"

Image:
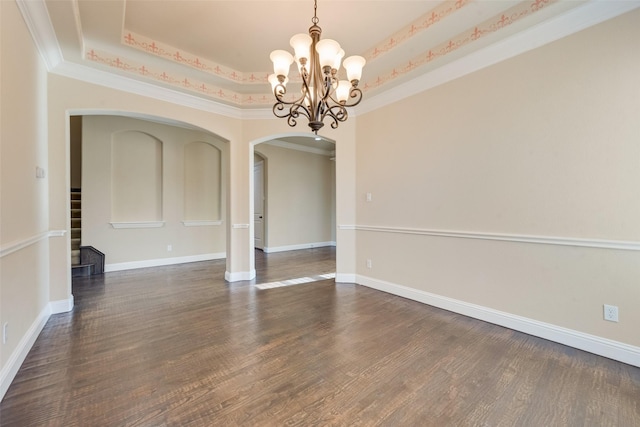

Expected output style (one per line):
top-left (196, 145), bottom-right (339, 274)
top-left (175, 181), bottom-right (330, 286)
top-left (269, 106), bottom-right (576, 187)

top-left (354, 9), bottom-right (640, 365)
top-left (0, 0), bottom-right (53, 398)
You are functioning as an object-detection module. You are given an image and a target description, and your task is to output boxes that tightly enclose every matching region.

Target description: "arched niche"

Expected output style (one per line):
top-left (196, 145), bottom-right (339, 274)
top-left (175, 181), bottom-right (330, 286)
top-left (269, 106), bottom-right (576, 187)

top-left (111, 130), bottom-right (163, 222)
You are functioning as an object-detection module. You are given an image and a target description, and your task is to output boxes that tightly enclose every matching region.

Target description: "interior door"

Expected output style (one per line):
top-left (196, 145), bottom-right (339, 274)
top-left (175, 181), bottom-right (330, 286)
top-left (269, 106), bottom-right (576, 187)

top-left (253, 161), bottom-right (265, 250)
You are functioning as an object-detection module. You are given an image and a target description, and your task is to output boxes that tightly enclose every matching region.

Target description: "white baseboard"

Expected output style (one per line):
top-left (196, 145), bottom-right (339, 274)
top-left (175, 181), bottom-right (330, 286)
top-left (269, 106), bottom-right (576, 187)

top-left (50, 295), bottom-right (74, 314)
top-left (225, 269), bottom-right (256, 282)
top-left (263, 241), bottom-right (336, 254)
top-left (356, 274), bottom-right (640, 368)
top-left (335, 273), bottom-right (356, 283)
top-left (0, 304), bottom-right (51, 401)
top-left (105, 252), bottom-right (226, 272)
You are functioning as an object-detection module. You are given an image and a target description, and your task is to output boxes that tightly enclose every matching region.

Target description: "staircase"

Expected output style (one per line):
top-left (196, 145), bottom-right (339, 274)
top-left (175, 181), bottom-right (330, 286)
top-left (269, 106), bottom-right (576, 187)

top-left (71, 189), bottom-right (105, 277)
top-left (71, 188), bottom-right (82, 265)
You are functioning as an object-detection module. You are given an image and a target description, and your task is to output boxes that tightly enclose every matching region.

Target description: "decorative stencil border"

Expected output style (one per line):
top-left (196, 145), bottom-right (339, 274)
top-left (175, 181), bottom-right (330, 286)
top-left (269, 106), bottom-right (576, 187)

top-left (122, 31), bottom-right (269, 85)
top-left (85, 48), bottom-right (273, 105)
top-left (362, 0), bottom-right (472, 62)
top-left (84, 0), bottom-right (557, 105)
top-left (362, 0), bottom-right (558, 92)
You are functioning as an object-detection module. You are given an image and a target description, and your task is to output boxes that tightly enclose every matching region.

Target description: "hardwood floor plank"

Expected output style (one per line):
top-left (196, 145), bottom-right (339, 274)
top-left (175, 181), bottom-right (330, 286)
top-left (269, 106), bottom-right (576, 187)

top-left (1, 247), bottom-right (639, 426)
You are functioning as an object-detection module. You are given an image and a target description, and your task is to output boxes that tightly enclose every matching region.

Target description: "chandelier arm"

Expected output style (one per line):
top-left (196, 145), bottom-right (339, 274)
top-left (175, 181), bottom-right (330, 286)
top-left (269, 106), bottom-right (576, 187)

top-left (313, 75), bottom-right (334, 121)
top-left (273, 84), bottom-right (311, 114)
top-left (299, 66), bottom-right (319, 121)
top-left (273, 102), bottom-right (312, 122)
top-left (320, 104), bottom-right (348, 129)
top-left (345, 87), bottom-right (363, 107)
top-left (272, 84), bottom-right (312, 127)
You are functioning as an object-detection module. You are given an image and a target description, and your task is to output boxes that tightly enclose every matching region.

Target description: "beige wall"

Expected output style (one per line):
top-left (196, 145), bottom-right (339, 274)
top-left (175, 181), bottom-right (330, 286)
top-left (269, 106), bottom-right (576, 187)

top-left (355, 10), bottom-right (640, 347)
top-left (45, 75), bottom-right (244, 298)
top-left (5, 0), bottom-right (637, 400)
top-left (81, 116), bottom-right (227, 266)
top-left (0, 0), bottom-right (51, 389)
top-left (255, 143), bottom-right (335, 250)
top-left (241, 119), bottom-right (357, 278)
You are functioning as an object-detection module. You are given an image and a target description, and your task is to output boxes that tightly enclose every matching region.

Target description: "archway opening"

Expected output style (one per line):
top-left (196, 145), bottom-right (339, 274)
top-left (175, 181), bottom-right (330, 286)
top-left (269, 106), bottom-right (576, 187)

top-left (249, 132), bottom-right (336, 283)
top-left (68, 111), bottom-right (230, 279)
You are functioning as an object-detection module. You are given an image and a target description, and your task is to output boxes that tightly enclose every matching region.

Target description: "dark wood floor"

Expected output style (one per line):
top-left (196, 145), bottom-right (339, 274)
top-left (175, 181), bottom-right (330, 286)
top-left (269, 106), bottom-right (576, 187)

top-left (1, 247), bottom-right (639, 426)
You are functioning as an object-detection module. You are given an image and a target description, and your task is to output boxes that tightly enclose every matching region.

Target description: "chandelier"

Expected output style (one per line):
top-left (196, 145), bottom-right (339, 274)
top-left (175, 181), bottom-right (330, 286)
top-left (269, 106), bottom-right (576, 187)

top-left (269, 0), bottom-right (366, 134)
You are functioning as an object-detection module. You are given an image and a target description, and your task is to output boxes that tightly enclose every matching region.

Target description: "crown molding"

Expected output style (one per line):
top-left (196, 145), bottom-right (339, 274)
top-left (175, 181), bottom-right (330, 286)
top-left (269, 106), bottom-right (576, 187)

top-left (19, 0), bottom-right (640, 120)
top-left (16, 0), bottom-right (63, 70)
top-left (239, 107), bottom-right (278, 120)
top-left (355, 0), bottom-right (640, 116)
top-left (51, 61), bottom-right (244, 119)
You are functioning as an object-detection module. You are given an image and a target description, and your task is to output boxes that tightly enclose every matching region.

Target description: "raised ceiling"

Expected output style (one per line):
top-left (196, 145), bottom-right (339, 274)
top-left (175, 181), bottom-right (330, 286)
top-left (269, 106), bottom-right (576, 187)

top-left (29, 0), bottom-right (640, 112)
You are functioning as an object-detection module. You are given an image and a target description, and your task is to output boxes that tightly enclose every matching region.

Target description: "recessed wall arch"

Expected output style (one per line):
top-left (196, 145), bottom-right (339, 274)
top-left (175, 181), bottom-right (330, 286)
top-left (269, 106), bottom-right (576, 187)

top-left (111, 130), bottom-right (163, 222)
top-left (65, 109), bottom-right (232, 281)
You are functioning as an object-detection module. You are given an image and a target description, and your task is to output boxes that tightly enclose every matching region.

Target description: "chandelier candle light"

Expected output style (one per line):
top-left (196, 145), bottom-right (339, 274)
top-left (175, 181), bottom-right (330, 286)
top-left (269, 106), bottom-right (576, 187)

top-left (269, 0), bottom-right (366, 134)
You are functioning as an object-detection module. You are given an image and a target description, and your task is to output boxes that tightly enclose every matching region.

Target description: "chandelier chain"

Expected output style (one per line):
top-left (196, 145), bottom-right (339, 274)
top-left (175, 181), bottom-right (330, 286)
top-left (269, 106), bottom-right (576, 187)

top-left (312, 0), bottom-right (319, 25)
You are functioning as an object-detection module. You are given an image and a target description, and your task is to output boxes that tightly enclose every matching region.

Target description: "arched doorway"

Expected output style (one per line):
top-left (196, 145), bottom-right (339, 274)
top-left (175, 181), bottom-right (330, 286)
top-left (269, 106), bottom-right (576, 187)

top-left (249, 132), bottom-right (336, 280)
top-left (67, 111), bottom-right (230, 277)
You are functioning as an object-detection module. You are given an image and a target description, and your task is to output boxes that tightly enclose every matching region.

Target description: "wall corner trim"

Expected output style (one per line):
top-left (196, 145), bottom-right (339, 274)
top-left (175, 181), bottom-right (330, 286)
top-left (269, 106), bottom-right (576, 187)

top-left (225, 270), bottom-right (256, 282)
top-left (263, 241), bottom-right (336, 254)
top-left (50, 296), bottom-right (75, 314)
top-left (356, 274), bottom-right (640, 368)
top-left (0, 304), bottom-right (51, 401)
top-left (336, 273), bottom-right (357, 283)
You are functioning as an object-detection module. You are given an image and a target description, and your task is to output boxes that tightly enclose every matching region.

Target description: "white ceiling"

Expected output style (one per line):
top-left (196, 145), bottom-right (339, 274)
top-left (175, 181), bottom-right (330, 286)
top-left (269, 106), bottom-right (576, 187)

top-left (34, 0), bottom-right (639, 113)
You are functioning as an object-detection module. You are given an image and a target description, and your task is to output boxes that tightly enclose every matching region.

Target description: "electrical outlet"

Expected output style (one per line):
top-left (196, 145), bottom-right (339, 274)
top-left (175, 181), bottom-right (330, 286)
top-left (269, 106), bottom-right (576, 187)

top-left (3, 322), bottom-right (8, 344)
top-left (167, 244), bottom-right (172, 252)
top-left (366, 259), bottom-right (372, 269)
top-left (366, 192), bottom-right (372, 202)
top-left (603, 304), bottom-right (619, 322)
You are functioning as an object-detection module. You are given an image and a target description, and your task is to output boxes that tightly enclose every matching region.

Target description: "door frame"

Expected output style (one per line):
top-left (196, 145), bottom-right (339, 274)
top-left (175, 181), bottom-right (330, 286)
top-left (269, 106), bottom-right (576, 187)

top-left (253, 155), bottom-right (266, 250)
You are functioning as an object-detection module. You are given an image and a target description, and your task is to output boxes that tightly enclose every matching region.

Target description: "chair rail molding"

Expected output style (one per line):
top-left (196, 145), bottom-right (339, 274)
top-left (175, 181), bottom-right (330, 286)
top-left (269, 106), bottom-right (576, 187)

top-left (0, 230), bottom-right (68, 258)
top-left (341, 224), bottom-right (640, 252)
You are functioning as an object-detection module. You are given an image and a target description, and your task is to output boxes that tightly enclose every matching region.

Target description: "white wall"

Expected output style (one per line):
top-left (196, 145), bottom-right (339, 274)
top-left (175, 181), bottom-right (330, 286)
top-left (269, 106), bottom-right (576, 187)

top-left (355, 9), bottom-right (640, 360)
top-left (81, 115), bottom-right (227, 269)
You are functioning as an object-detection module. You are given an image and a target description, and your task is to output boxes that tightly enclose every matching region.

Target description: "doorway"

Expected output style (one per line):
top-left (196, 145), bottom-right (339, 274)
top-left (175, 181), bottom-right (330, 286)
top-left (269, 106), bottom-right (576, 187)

top-left (253, 155), bottom-right (265, 250)
top-left (249, 133), bottom-right (336, 279)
